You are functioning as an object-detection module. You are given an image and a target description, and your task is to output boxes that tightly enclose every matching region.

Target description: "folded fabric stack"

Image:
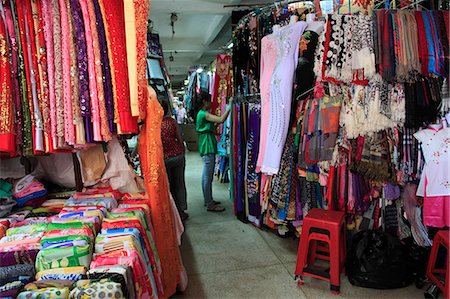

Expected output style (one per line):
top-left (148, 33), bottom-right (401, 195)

top-left (0, 220), bottom-right (46, 298)
top-left (0, 187), bottom-right (162, 298)
top-left (0, 179), bottom-right (15, 217)
top-left (89, 194), bottom-right (162, 299)
top-left (13, 175), bottom-right (47, 208)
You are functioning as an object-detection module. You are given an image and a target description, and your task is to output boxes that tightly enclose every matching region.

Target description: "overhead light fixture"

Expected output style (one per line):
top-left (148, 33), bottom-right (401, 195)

top-left (227, 42), bottom-right (234, 49)
top-left (169, 52), bottom-right (174, 62)
top-left (170, 13), bottom-right (178, 39)
top-left (196, 67), bottom-right (203, 73)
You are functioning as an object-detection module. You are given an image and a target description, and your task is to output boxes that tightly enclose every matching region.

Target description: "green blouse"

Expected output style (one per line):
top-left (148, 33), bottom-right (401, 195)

top-left (196, 110), bottom-right (217, 156)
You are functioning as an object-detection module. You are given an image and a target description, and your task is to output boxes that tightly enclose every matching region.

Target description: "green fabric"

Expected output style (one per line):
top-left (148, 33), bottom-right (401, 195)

top-left (35, 245), bottom-right (91, 272)
top-left (0, 179), bottom-right (12, 198)
top-left (196, 110), bottom-right (217, 156)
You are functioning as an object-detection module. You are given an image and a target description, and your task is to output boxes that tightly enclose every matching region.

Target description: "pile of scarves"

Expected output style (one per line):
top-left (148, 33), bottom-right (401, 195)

top-left (0, 0), bottom-right (150, 157)
top-left (13, 175), bottom-right (47, 207)
top-left (0, 187), bottom-right (163, 298)
top-left (231, 9), bottom-right (448, 244)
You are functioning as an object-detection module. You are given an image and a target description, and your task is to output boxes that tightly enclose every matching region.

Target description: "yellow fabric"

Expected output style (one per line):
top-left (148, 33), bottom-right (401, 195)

top-left (124, 0), bottom-right (138, 117)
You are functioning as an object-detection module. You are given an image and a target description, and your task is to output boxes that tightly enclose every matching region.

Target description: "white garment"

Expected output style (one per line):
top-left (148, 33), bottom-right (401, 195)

top-left (414, 126), bottom-right (450, 197)
top-left (176, 107), bottom-right (186, 124)
top-left (261, 21), bottom-right (307, 175)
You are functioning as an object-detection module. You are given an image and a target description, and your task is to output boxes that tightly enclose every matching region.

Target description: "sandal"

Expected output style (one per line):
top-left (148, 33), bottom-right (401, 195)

top-left (207, 204), bottom-right (225, 212)
top-left (204, 201), bottom-right (221, 207)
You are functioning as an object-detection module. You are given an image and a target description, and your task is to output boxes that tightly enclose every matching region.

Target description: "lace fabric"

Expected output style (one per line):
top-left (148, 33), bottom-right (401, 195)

top-left (101, 0), bottom-right (137, 134)
top-left (139, 85), bottom-right (182, 297)
top-left (79, 0), bottom-right (101, 142)
top-left (59, 0), bottom-right (74, 145)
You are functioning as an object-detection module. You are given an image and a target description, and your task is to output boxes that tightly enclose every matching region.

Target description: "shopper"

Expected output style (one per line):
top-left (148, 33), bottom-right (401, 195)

top-left (196, 91), bottom-right (232, 212)
top-left (161, 100), bottom-right (188, 221)
top-left (176, 102), bottom-right (187, 124)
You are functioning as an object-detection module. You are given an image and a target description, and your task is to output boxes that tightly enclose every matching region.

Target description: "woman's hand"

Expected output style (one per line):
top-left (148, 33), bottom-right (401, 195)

top-left (228, 96), bottom-right (234, 104)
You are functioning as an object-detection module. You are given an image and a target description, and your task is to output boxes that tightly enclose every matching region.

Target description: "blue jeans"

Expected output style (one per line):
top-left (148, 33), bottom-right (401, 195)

top-left (202, 153), bottom-right (215, 208)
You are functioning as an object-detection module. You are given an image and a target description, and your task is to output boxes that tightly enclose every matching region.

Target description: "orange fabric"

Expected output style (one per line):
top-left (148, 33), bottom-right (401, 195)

top-left (139, 85), bottom-right (181, 297)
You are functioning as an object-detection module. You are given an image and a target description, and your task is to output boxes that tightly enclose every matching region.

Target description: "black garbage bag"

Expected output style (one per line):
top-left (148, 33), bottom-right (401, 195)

top-left (347, 230), bottom-right (416, 289)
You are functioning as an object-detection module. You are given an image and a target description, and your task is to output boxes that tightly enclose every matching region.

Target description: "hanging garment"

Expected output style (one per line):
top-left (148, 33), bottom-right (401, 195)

top-left (0, 15), bottom-right (15, 156)
top-left (261, 21), bottom-right (306, 175)
top-left (210, 54), bottom-right (232, 135)
top-left (414, 125), bottom-right (450, 228)
top-left (100, 0), bottom-right (137, 134)
top-left (246, 103), bottom-right (261, 225)
top-left (256, 34), bottom-right (277, 172)
top-left (139, 85), bottom-right (182, 298)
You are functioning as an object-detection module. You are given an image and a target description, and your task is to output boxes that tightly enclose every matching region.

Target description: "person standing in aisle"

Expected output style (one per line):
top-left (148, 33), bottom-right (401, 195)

top-left (176, 102), bottom-right (187, 124)
top-left (161, 100), bottom-right (189, 221)
top-left (196, 91), bottom-right (232, 212)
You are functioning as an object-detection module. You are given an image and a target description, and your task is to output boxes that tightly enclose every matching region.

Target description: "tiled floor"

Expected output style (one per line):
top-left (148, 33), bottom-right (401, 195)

top-left (174, 152), bottom-right (424, 299)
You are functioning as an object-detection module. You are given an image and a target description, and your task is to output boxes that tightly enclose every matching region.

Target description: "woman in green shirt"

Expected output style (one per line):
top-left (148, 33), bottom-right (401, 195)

top-left (196, 92), bottom-right (231, 212)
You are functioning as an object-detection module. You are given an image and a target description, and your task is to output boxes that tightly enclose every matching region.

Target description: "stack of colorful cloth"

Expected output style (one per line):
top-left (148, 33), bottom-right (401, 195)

top-left (0, 187), bottom-right (163, 298)
top-left (0, 217), bottom-right (47, 298)
top-left (0, 179), bottom-right (15, 217)
top-left (13, 175), bottom-right (47, 208)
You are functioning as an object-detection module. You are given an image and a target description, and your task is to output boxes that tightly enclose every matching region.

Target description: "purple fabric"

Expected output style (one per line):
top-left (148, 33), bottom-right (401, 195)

top-left (0, 249), bottom-right (39, 267)
top-left (92, 0), bottom-right (115, 133)
top-left (246, 103), bottom-right (261, 220)
top-left (383, 183), bottom-right (400, 200)
top-left (294, 170), bottom-right (303, 224)
top-left (70, 0), bottom-right (93, 142)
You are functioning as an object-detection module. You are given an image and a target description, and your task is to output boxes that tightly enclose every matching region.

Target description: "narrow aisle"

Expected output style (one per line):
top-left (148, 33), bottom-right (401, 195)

top-left (175, 153), bottom-right (424, 299)
top-left (175, 152), bottom-right (305, 298)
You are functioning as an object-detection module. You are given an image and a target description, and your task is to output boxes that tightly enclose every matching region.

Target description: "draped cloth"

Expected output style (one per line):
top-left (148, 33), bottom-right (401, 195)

top-left (139, 85), bottom-right (182, 298)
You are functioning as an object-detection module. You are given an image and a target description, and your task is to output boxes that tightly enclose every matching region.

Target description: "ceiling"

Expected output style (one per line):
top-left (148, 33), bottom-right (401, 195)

top-left (149, 0), bottom-right (273, 87)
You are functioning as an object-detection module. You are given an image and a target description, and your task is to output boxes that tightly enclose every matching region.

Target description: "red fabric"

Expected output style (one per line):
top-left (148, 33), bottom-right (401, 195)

top-left (210, 54), bottom-right (232, 134)
top-left (16, 0), bottom-right (36, 153)
top-left (90, 251), bottom-right (153, 299)
top-left (101, 0), bottom-right (137, 134)
top-left (0, 16), bottom-right (15, 156)
top-left (160, 117), bottom-right (184, 160)
top-left (415, 11), bottom-right (429, 76)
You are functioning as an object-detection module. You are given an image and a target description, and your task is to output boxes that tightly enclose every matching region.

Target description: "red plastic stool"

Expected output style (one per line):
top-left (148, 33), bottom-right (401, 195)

top-left (295, 208), bottom-right (346, 294)
top-left (427, 230), bottom-right (449, 299)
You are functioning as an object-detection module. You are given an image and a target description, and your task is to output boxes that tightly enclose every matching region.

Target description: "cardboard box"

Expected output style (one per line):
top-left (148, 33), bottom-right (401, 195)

top-left (180, 124), bottom-right (199, 152)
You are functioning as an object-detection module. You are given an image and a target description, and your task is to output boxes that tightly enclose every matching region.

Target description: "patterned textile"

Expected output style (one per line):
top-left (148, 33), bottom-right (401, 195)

top-left (70, 279), bottom-right (124, 299)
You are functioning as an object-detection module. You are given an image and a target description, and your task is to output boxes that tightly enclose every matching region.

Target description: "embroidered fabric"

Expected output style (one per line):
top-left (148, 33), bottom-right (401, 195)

top-left (101, 0), bottom-right (137, 134)
top-left (59, 0), bottom-right (74, 145)
top-left (86, 0), bottom-right (110, 141)
top-left (79, 0), bottom-right (101, 142)
top-left (261, 21), bottom-right (306, 175)
top-left (50, 0), bottom-right (64, 147)
top-left (93, 0), bottom-right (115, 134)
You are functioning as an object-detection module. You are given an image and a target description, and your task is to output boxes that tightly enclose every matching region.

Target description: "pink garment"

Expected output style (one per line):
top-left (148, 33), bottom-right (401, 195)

top-left (423, 181), bottom-right (450, 228)
top-left (414, 125), bottom-right (450, 228)
top-left (41, 0), bottom-right (57, 150)
top-left (256, 34), bottom-right (278, 173)
top-left (86, 0), bottom-right (111, 141)
top-left (79, 0), bottom-right (101, 141)
top-left (59, 0), bottom-right (74, 145)
top-left (13, 181), bottom-right (45, 198)
top-left (261, 21), bottom-right (307, 175)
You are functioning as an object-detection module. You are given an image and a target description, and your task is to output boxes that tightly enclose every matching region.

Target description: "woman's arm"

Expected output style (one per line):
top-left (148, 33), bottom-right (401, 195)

top-left (205, 99), bottom-right (233, 124)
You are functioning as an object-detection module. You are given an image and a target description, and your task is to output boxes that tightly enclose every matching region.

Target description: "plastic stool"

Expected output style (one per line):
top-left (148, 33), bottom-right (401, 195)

top-left (426, 230), bottom-right (449, 299)
top-left (295, 208), bottom-right (346, 294)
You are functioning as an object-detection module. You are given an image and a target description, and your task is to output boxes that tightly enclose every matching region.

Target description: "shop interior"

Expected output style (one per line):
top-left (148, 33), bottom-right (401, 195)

top-left (0, 0), bottom-right (449, 298)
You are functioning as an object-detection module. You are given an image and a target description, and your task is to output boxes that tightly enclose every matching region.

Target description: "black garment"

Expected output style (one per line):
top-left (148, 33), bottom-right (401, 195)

top-left (164, 154), bottom-right (187, 212)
